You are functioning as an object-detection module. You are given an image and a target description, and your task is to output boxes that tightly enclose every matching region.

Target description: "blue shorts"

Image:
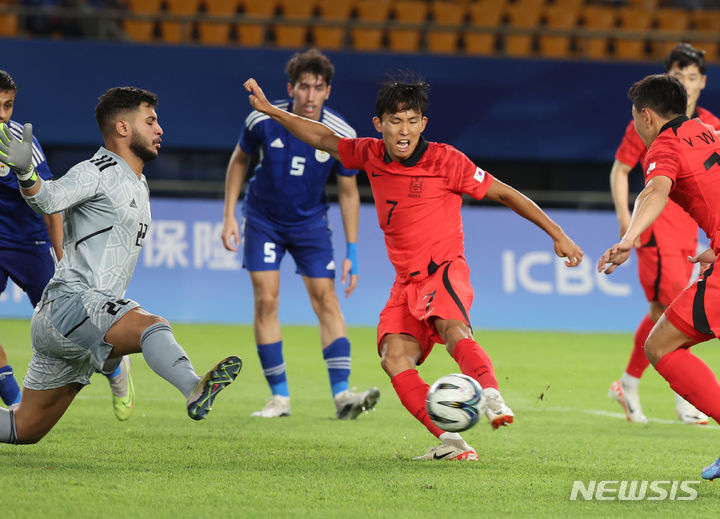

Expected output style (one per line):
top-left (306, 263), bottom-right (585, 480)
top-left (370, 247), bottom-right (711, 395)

top-left (241, 217), bottom-right (335, 278)
top-left (0, 246), bottom-right (55, 307)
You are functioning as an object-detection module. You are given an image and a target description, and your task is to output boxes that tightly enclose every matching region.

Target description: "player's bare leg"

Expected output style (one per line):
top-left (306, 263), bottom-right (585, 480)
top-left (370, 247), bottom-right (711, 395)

top-left (249, 270), bottom-right (289, 417)
top-left (1, 384), bottom-right (81, 444)
top-left (435, 318), bottom-right (513, 429)
top-left (304, 276), bottom-right (378, 418)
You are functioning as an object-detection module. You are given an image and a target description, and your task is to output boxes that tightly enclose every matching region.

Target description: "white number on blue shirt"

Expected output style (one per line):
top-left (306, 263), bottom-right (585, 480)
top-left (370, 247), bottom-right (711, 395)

top-left (264, 242), bottom-right (276, 263)
top-left (290, 156), bottom-right (306, 176)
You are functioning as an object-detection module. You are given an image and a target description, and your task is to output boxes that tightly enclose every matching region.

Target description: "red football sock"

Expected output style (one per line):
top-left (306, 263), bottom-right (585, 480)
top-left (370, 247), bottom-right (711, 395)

top-left (655, 348), bottom-right (720, 423)
top-left (625, 314), bottom-right (655, 378)
top-left (452, 338), bottom-right (498, 390)
top-left (391, 369), bottom-right (445, 438)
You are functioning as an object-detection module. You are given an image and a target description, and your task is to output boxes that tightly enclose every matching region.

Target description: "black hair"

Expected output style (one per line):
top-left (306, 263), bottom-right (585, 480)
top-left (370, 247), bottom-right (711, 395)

top-left (375, 71), bottom-right (429, 119)
top-left (94, 86), bottom-right (158, 135)
top-left (628, 74), bottom-right (687, 119)
top-left (285, 48), bottom-right (334, 86)
top-left (0, 70), bottom-right (17, 92)
top-left (664, 42), bottom-right (706, 75)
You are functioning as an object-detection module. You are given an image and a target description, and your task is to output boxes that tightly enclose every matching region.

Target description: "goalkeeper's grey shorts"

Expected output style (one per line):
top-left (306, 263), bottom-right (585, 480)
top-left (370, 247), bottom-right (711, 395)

top-left (23, 289), bottom-right (139, 390)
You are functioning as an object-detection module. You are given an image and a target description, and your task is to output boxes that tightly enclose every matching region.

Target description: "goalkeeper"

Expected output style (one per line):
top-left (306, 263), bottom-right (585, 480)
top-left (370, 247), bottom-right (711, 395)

top-left (0, 86), bottom-right (241, 444)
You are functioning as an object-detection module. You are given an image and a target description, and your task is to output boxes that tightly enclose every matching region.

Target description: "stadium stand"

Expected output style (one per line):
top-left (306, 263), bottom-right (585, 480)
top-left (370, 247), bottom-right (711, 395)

top-left (313, 0), bottom-right (353, 50)
top-left (465, 0), bottom-right (504, 55)
top-left (237, 0), bottom-right (276, 46)
top-left (579, 5), bottom-right (616, 59)
top-left (615, 7), bottom-right (654, 61)
top-left (652, 8), bottom-right (690, 57)
top-left (350, 0), bottom-right (391, 51)
top-left (274, 0), bottom-right (314, 48)
top-left (503, 0), bottom-right (544, 57)
top-left (162, 0), bottom-right (201, 43)
top-left (539, 3), bottom-right (581, 58)
top-left (124, 0), bottom-right (163, 42)
top-left (387, 0), bottom-right (428, 53)
top-left (3, 0), bottom-right (720, 62)
top-left (197, 0), bottom-right (238, 45)
top-left (426, 0), bottom-right (464, 54)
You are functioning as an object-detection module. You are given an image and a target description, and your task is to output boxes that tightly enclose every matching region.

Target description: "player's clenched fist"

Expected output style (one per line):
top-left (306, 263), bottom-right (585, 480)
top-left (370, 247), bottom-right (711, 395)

top-left (244, 78), bottom-right (273, 114)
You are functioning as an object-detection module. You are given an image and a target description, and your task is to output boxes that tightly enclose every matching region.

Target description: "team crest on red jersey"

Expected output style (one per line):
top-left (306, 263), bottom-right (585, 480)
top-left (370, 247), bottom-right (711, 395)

top-left (409, 176), bottom-right (423, 197)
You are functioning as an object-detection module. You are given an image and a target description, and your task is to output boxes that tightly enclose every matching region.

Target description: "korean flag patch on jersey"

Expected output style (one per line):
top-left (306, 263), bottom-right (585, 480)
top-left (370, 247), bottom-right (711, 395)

top-left (646, 162), bottom-right (656, 176)
top-left (473, 167), bottom-right (486, 183)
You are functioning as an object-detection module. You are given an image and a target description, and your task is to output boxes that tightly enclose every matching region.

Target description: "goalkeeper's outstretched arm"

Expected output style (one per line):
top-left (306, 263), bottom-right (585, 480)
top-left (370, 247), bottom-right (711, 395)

top-left (244, 78), bottom-right (343, 161)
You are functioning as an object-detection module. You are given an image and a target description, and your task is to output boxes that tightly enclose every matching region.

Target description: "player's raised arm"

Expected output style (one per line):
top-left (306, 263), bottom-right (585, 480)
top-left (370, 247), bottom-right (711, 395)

top-left (244, 78), bottom-right (342, 160)
top-left (484, 178), bottom-right (584, 267)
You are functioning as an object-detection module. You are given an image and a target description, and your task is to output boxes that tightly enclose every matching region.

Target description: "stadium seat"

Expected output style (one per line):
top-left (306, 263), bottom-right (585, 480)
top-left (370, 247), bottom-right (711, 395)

top-left (652, 8), bottom-right (690, 58)
top-left (503, 0), bottom-right (544, 57)
top-left (427, 1), bottom-right (464, 54)
top-left (274, 0), bottom-right (314, 48)
top-left (690, 10), bottom-right (720, 63)
top-left (197, 0), bottom-right (238, 45)
top-left (238, 0), bottom-right (276, 46)
top-left (351, 0), bottom-right (391, 51)
top-left (615, 8), bottom-right (653, 61)
top-left (464, 0), bottom-right (504, 55)
top-left (388, 0), bottom-right (428, 53)
top-left (0, 13), bottom-right (17, 37)
top-left (539, 4), bottom-right (579, 58)
top-left (313, 0), bottom-right (352, 49)
top-left (579, 5), bottom-right (616, 59)
top-left (162, 0), bottom-right (201, 43)
top-left (124, 0), bottom-right (163, 42)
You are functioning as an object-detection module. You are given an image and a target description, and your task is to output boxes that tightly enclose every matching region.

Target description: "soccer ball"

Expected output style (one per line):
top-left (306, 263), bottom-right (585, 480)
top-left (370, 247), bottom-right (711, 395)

top-left (426, 374), bottom-right (483, 432)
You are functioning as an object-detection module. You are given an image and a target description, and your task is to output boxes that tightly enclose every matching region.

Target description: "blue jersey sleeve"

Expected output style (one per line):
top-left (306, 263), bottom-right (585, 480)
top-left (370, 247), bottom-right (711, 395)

top-left (32, 135), bottom-right (53, 181)
top-left (238, 111), bottom-right (265, 155)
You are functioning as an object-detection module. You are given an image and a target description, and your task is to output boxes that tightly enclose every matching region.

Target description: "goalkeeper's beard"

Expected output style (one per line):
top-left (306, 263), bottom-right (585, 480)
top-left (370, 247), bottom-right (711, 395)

top-left (129, 133), bottom-right (158, 164)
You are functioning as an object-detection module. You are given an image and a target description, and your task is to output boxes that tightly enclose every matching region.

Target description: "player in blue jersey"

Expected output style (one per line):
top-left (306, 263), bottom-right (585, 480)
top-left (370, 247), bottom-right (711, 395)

top-left (222, 49), bottom-right (379, 419)
top-left (0, 70), bottom-right (135, 421)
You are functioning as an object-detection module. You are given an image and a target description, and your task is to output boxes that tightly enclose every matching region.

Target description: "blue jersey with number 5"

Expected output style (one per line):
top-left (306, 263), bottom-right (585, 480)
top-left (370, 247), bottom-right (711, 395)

top-left (238, 99), bottom-right (357, 229)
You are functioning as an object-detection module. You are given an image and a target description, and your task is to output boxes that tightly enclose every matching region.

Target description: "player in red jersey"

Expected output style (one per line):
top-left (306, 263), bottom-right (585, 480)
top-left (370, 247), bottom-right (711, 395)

top-left (242, 74), bottom-right (584, 460)
top-left (599, 74), bottom-right (720, 479)
top-left (608, 43), bottom-right (719, 424)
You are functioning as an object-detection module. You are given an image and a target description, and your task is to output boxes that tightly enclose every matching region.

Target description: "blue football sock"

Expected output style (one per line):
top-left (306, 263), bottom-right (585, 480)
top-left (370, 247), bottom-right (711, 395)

top-left (0, 365), bottom-right (21, 407)
top-left (103, 363), bottom-right (122, 380)
top-left (257, 341), bottom-right (289, 397)
top-left (323, 338), bottom-right (351, 397)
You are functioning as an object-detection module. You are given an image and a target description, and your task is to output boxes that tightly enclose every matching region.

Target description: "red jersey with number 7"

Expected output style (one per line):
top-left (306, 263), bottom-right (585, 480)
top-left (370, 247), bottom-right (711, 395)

top-left (643, 116), bottom-right (720, 254)
top-left (337, 136), bottom-right (494, 283)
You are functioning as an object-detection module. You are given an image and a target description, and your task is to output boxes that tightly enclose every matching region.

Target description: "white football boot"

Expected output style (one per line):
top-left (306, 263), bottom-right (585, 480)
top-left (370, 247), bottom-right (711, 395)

top-left (675, 394), bottom-right (709, 425)
top-left (334, 387), bottom-right (380, 419)
top-left (479, 387), bottom-right (514, 429)
top-left (608, 379), bottom-right (647, 423)
top-left (413, 433), bottom-right (478, 461)
top-left (251, 395), bottom-right (291, 418)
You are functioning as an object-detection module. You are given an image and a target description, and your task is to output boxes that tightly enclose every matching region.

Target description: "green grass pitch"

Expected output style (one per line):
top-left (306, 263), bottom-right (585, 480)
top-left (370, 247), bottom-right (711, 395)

top-left (1, 318), bottom-right (720, 518)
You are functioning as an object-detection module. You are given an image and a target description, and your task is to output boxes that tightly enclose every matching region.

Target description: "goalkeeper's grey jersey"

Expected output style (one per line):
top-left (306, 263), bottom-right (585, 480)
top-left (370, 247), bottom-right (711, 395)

top-left (23, 147), bottom-right (151, 300)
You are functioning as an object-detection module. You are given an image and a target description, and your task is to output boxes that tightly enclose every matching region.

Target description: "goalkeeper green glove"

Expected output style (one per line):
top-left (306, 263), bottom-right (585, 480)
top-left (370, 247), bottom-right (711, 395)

top-left (0, 122), bottom-right (38, 188)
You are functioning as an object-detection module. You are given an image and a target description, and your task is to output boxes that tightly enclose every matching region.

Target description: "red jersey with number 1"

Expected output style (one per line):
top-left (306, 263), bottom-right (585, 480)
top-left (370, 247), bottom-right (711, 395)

top-left (643, 116), bottom-right (720, 254)
top-left (615, 106), bottom-right (720, 250)
top-left (337, 137), bottom-right (494, 283)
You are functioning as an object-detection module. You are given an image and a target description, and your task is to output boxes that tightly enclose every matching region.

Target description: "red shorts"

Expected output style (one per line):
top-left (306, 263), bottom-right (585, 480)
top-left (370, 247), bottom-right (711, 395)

top-left (664, 259), bottom-right (719, 343)
top-left (377, 258), bottom-right (473, 365)
top-left (636, 244), bottom-right (696, 306)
